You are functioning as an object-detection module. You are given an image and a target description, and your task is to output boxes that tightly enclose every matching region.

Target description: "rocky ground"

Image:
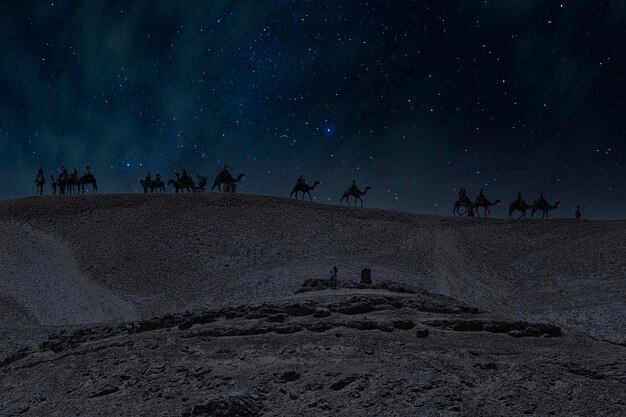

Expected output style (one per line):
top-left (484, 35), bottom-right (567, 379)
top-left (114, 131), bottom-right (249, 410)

top-left (0, 193), bottom-right (625, 415)
top-left (0, 193), bottom-right (625, 348)
top-left (2, 280), bottom-right (624, 417)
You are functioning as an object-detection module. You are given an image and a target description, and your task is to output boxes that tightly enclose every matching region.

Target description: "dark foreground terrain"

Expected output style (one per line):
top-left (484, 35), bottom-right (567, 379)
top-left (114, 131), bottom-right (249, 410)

top-left (1, 281), bottom-right (624, 417)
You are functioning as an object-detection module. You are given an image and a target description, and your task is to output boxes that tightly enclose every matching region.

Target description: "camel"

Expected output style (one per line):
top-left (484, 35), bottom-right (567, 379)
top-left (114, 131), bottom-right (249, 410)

top-left (79, 174), bottom-right (97, 194)
top-left (339, 186), bottom-right (371, 208)
top-left (194, 175), bottom-right (208, 192)
top-left (531, 200), bottom-right (561, 219)
top-left (453, 195), bottom-right (474, 216)
top-left (211, 172), bottom-right (244, 192)
top-left (140, 179), bottom-right (165, 193)
top-left (168, 179), bottom-right (192, 193)
top-left (508, 199), bottom-right (532, 219)
top-left (57, 173), bottom-right (69, 195)
top-left (64, 171), bottom-right (81, 195)
top-left (35, 174), bottom-right (45, 196)
top-left (473, 198), bottom-right (501, 217)
top-left (289, 181), bottom-right (320, 201)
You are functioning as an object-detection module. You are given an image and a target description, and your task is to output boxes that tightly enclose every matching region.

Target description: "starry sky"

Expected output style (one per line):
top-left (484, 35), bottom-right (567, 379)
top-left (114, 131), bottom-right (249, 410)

top-left (1, 1), bottom-right (625, 218)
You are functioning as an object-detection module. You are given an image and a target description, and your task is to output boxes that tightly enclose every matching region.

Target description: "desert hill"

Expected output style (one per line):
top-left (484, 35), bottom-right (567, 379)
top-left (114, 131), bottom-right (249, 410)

top-left (0, 193), bottom-right (624, 348)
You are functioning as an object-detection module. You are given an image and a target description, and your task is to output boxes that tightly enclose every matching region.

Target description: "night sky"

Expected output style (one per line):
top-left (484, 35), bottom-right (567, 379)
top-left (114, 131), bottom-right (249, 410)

top-left (1, 1), bottom-right (625, 218)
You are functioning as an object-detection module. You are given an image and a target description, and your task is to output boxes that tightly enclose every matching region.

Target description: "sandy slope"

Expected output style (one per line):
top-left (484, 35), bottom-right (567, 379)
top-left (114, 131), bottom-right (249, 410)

top-left (0, 193), bottom-right (624, 347)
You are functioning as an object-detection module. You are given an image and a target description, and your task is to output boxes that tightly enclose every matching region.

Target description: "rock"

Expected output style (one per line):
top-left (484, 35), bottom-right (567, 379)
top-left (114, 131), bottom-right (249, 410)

top-left (360, 268), bottom-right (372, 284)
top-left (277, 371), bottom-right (300, 382)
top-left (329, 374), bottom-right (359, 391)
top-left (392, 320), bottom-right (415, 330)
top-left (89, 384), bottom-right (119, 398)
top-left (415, 328), bottom-right (430, 338)
top-left (313, 307), bottom-right (331, 318)
top-left (191, 393), bottom-right (264, 416)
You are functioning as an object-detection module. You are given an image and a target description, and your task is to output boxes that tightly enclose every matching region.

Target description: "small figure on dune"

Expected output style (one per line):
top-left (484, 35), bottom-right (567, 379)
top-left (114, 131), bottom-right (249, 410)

top-left (339, 180), bottom-right (371, 207)
top-left (330, 266), bottom-right (338, 290)
top-left (575, 205), bottom-right (582, 219)
top-left (35, 167), bottom-right (45, 196)
top-left (289, 174), bottom-right (320, 201)
top-left (211, 165), bottom-right (245, 192)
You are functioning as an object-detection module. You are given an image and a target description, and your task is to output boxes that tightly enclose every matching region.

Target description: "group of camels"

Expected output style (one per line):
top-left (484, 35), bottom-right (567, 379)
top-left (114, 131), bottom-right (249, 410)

top-left (453, 191), bottom-right (561, 219)
top-left (288, 178), bottom-right (372, 207)
top-left (140, 169), bottom-right (245, 194)
top-left (35, 169), bottom-right (97, 195)
top-left (35, 167), bottom-right (563, 218)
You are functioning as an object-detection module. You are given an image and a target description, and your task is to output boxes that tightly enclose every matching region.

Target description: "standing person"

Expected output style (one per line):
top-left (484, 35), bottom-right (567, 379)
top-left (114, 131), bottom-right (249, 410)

top-left (575, 205), bottom-right (582, 219)
top-left (330, 266), bottom-right (338, 289)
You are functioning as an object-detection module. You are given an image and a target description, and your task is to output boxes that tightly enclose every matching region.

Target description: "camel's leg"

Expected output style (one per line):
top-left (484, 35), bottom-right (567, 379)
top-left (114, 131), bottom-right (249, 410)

top-left (289, 189), bottom-right (295, 198)
top-left (307, 191), bottom-right (312, 201)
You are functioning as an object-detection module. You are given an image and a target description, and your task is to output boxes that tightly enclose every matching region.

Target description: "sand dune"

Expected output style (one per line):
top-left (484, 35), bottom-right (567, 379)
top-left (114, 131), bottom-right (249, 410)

top-left (0, 193), bottom-right (624, 346)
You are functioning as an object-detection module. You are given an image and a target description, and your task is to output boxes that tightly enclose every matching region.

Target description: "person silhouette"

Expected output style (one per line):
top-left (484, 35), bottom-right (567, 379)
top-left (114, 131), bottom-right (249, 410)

top-left (86, 166), bottom-right (91, 176)
top-left (539, 192), bottom-right (546, 204)
top-left (36, 167), bottom-right (44, 180)
top-left (478, 188), bottom-right (486, 202)
top-left (155, 173), bottom-right (161, 182)
top-left (575, 205), bottom-right (581, 219)
top-left (296, 174), bottom-right (306, 188)
top-left (330, 266), bottom-right (338, 289)
top-left (350, 180), bottom-right (358, 193)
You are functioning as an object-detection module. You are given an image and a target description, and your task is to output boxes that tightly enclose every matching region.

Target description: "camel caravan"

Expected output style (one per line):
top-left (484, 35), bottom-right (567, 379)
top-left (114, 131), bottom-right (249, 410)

top-left (35, 166), bottom-right (97, 195)
top-left (34, 164), bottom-right (572, 218)
top-left (453, 188), bottom-right (562, 219)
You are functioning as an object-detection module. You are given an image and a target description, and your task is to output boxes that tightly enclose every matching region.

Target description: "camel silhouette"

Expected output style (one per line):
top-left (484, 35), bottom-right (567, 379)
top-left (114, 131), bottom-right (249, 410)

top-left (195, 175), bottom-right (208, 192)
top-left (289, 181), bottom-right (320, 201)
top-left (473, 198), bottom-right (501, 217)
top-left (453, 195), bottom-right (473, 216)
top-left (140, 179), bottom-right (165, 193)
top-left (339, 186), bottom-right (371, 208)
top-left (168, 179), bottom-right (193, 193)
top-left (531, 200), bottom-right (561, 219)
top-left (508, 199), bottom-right (532, 219)
top-left (211, 172), bottom-right (244, 192)
top-left (79, 174), bottom-right (97, 194)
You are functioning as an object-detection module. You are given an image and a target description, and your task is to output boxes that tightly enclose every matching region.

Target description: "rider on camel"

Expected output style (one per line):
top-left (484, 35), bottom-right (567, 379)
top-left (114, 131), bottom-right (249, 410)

top-left (145, 173), bottom-right (152, 184)
top-left (220, 165), bottom-right (231, 180)
top-left (155, 173), bottom-right (161, 182)
top-left (516, 192), bottom-right (524, 204)
top-left (296, 174), bottom-right (306, 188)
top-left (350, 180), bottom-right (358, 194)
top-left (36, 167), bottom-right (44, 180)
top-left (86, 166), bottom-right (91, 176)
top-left (539, 192), bottom-right (547, 204)
top-left (478, 188), bottom-right (487, 203)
